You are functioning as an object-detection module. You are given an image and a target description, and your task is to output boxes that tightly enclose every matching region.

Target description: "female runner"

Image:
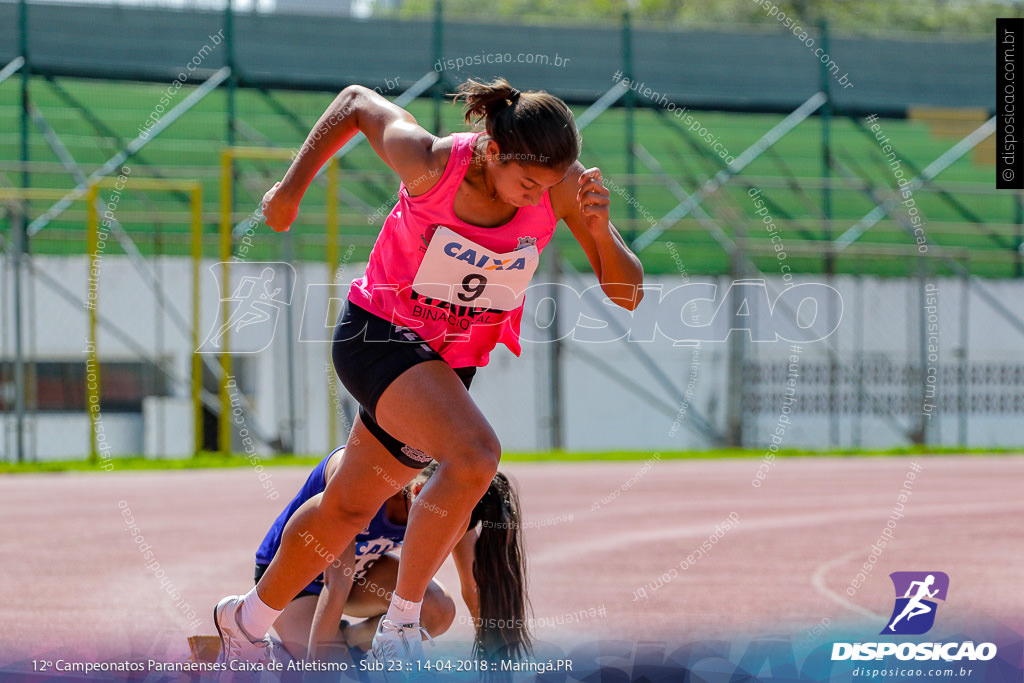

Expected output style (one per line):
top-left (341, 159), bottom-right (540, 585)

top-left (253, 448), bottom-right (529, 662)
top-left (214, 77), bottom-right (643, 668)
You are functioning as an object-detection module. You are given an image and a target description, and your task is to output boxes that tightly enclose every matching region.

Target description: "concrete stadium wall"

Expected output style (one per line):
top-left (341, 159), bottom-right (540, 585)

top-left (2, 255), bottom-right (1023, 461)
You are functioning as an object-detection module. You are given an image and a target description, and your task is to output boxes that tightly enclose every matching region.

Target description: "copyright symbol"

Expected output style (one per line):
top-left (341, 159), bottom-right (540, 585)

top-left (1003, 168), bottom-right (1015, 182)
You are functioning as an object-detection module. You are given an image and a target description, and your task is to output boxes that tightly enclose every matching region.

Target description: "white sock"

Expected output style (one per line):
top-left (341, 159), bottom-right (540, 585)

top-left (237, 587), bottom-right (282, 642)
top-left (385, 593), bottom-right (422, 625)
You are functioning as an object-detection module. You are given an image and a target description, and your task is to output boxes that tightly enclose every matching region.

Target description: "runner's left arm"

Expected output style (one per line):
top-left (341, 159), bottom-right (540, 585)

top-left (262, 85), bottom-right (442, 232)
top-left (451, 528), bottom-right (480, 620)
top-left (551, 163), bottom-right (644, 310)
top-left (308, 540), bottom-right (357, 659)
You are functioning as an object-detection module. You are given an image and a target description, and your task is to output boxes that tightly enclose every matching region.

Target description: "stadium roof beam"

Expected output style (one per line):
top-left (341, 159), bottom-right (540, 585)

top-left (329, 71), bottom-right (440, 163)
top-left (229, 121), bottom-right (380, 224)
top-left (834, 117), bottom-right (995, 251)
top-left (632, 143), bottom-right (735, 254)
top-left (764, 145), bottom-right (827, 223)
top-left (836, 145), bottom-right (1024, 341)
top-left (27, 102), bottom-right (209, 386)
top-left (232, 117), bottom-right (385, 223)
top-left (252, 84), bottom-right (394, 204)
top-left (833, 146), bottom-right (1024, 356)
top-left (28, 105), bottom-right (194, 351)
top-left (568, 79), bottom-right (727, 446)
top-left (225, 120), bottom-right (382, 223)
top-left (833, 151), bottom-right (955, 442)
top-left (575, 80), bottom-right (629, 130)
top-left (833, 153), bottom-right (978, 267)
top-left (833, 144), bottom-right (929, 235)
top-left (16, 67), bottom-right (275, 445)
top-left (648, 105), bottom-right (820, 242)
top-left (659, 140), bottom-right (703, 195)
top-left (630, 92), bottom-right (828, 254)
top-left (227, 70), bottom-right (441, 240)
top-left (631, 144), bottom-right (916, 444)
top-left (29, 102), bottom-right (174, 227)
top-left (846, 113), bottom-right (1012, 252)
top-left (240, 85), bottom-right (390, 210)
top-left (26, 66), bottom-right (231, 238)
top-left (39, 75), bottom-right (193, 207)
top-left (255, 84), bottom-right (313, 137)
top-left (831, 118), bottom-right (1024, 338)
top-left (574, 84), bottom-right (884, 446)
top-left (0, 56), bottom-right (25, 87)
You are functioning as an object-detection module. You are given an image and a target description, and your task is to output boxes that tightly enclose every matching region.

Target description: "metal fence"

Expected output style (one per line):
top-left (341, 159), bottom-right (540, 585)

top-left (1, 1), bottom-right (1020, 462)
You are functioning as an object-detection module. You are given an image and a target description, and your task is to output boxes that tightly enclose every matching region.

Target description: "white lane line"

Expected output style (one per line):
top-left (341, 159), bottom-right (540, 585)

top-left (810, 547), bottom-right (887, 620)
top-left (529, 500), bottom-right (1024, 565)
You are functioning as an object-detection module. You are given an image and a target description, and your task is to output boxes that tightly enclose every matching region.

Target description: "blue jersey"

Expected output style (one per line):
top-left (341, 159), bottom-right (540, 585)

top-left (255, 448), bottom-right (407, 594)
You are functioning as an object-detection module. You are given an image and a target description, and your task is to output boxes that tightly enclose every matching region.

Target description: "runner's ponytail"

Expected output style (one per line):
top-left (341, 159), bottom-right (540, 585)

top-left (455, 77), bottom-right (580, 169)
top-left (469, 472), bottom-right (531, 662)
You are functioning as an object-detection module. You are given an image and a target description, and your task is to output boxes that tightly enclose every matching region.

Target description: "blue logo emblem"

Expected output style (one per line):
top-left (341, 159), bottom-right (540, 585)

top-left (881, 571), bottom-right (949, 635)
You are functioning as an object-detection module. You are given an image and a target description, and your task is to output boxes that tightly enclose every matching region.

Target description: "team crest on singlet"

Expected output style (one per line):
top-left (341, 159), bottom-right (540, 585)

top-left (412, 226), bottom-right (540, 311)
top-left (516, 235), bottom-right (538, 250)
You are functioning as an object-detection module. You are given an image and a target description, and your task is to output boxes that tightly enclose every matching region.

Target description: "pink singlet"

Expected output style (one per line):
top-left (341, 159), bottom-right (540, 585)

top-left (348, 132), bottom-right (558, 368)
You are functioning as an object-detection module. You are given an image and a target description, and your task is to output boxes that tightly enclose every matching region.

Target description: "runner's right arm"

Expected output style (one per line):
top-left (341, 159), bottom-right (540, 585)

top-left (263, 86), bottom-right (447, 232)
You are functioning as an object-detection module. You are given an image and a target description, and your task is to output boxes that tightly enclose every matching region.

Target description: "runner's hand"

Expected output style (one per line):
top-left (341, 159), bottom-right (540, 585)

top-left (261, 182), bottom-right (299, 233)
top-left (577, 167), bottom-right (611, 234)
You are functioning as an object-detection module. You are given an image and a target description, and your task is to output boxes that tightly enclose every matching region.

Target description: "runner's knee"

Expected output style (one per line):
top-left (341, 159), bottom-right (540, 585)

top-left (443, 429), bottom-right (500, 488)
top-left (320, 492), bottom-right (379, 529)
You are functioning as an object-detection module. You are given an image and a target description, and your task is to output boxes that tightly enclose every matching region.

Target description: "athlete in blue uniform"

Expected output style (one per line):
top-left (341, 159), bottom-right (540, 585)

top-left (247, 447), bottom-right (530, 663)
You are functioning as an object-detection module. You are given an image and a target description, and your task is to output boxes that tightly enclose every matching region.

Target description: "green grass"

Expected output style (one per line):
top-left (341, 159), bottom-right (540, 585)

top-left (0, 76), bottom-right (1014, 277)
top-left (2, 446), bottom-right (1019, 473)
top-left (0, 453), bottom-right (323, 474)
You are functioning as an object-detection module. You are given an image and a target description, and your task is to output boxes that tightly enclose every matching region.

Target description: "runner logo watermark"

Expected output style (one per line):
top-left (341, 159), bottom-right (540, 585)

top-left (881, 571), bottom-right (948, 635)
top-left (198, 263), bottom-right (295, 353)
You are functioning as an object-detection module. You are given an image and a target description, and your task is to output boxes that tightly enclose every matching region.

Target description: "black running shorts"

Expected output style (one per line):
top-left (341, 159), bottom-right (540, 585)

top-left (331, 300), bottom-right (475, 469)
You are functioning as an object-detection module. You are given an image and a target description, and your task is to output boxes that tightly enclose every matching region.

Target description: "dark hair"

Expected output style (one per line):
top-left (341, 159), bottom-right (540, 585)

top-left (455, 77), bottom-right (580, 170)
top-left (467, 471), bottom-right (531, 662)
top-left (414, 464), bottom-right (531, 663)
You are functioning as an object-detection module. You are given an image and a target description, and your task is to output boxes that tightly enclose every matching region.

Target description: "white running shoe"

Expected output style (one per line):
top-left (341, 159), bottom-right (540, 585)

top-left (370, 618), bottom-right (435, 680)
top-left (213, 595), bottom-right (278, 669)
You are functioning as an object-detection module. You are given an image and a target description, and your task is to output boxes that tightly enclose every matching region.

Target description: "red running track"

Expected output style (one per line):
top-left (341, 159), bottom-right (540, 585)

top-left (0, 455), bottom-right (1021, 666)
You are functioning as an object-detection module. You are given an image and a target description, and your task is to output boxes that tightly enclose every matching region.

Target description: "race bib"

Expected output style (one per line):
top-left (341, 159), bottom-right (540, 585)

top-left (412, 226), bottom-right (539, 311)
top-left (352, 536), bottom-right (399, 581)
